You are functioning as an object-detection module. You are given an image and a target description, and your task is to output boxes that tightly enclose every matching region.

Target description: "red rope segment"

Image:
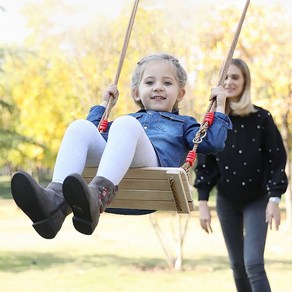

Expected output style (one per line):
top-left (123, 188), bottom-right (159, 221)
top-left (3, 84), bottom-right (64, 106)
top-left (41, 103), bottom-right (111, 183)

top-left (98, 120), bottom-right (109, 133)
top-left (181, 0), bottom-right (250, 172)
top-left (185, 150), bottom-right (197, 167)
top-left (203, 112), bottom-right (215, 127)
top-left (98, 0), bottom-right (140, 133)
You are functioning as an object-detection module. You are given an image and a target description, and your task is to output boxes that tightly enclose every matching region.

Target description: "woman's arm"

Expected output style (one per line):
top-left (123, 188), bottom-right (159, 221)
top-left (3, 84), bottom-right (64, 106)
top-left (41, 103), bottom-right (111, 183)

top-left (194, 153), bottom-right (219, 233)
top-left (262, 110), bottom-right (288, 230)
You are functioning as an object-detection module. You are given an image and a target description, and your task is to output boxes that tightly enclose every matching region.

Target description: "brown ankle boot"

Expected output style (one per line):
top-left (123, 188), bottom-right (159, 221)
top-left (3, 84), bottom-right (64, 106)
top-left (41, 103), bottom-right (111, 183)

top-left (11, 171), bottom-right (71, 239)
top-left (63, 173), bottom-right (118, 235)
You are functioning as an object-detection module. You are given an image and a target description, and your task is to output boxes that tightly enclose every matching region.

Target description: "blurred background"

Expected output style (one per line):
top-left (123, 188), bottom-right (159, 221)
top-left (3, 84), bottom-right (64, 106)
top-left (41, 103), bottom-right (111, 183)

top-left (0, 1), bottom-right (291, 291)
top-left (1, 0), bottom-right (291, 222)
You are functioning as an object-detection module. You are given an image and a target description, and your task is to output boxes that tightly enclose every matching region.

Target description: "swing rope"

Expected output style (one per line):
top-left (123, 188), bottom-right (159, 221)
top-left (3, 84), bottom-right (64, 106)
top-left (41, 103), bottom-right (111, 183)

top-left (182, 0), bottom-right (250, 172)
top-left (98, 0), bottom-right (140, 133)
top-left (97, 0), bottom-right (250, 171)
top-left (84, 0), bottom-right (251, 214)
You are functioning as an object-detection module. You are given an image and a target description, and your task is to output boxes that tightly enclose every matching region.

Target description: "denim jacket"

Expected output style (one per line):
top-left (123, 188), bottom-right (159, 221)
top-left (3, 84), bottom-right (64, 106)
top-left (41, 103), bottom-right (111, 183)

top-left (86, 105), bottom-right (232, 167)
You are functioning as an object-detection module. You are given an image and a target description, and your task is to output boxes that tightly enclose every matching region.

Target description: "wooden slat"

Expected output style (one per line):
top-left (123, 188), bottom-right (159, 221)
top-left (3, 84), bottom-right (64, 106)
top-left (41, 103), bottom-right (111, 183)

top-left (83, 167), bottom-right (184, 180)
top-left (82, 167), bottom-right (195, 214)
top-left (109, 200), bottom-right (194, 211)
top-left (116, 190), bottom-right (173, 201)
top-left (109, 200), bottom-right (177, 211)
top-left (83, 178), bottom-right (190, 193)
top-left (119, 179), bottom-right (170, 190)
top-left (123, 168), bottom-right (170, 179)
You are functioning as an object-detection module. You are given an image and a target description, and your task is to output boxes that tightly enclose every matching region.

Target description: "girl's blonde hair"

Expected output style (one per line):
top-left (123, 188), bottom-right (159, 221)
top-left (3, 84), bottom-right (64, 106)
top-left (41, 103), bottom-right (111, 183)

top-left (227, 58), bottom-right (257, 116)
top-left (131, 53), bottom-right (187, 111)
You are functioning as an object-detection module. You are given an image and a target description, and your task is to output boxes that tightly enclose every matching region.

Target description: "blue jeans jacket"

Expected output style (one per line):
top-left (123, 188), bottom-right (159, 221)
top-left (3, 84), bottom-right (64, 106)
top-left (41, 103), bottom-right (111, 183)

top-left (86, 106), bottom-right (232, 167)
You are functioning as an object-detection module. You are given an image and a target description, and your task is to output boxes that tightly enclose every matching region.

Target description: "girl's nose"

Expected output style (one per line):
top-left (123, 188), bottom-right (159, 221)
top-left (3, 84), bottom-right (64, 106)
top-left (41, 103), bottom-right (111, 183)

top-left (153, 83), bottom-right (163, 91)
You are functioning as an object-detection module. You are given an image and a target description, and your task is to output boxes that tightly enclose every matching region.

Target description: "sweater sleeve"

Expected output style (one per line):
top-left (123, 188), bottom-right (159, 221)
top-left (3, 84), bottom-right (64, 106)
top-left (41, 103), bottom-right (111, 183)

top-left (194, 153), bottom-right (219, 201)
top-left (262, 111), bottom-right (288, 198)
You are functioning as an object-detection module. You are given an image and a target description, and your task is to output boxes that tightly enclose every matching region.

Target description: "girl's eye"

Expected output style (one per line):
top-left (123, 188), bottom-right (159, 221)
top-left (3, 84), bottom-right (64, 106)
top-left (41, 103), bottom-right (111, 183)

top-left (145, 81), bottom-right (154, 85)
top-left (164, 81), bottom-right (172, 86)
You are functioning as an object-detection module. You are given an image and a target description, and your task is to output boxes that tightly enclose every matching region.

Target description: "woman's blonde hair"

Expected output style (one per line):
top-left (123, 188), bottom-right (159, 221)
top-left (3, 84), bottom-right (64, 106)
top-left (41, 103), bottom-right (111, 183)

top-left (226, 58), bottom-right (257, 116)
top-left (131, 53), bottom-right (187, 111)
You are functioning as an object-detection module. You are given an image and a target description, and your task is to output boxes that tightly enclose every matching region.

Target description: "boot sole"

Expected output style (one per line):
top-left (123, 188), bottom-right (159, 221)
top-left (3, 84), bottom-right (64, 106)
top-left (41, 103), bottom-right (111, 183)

top-left (63, 174), bottom-right (95, 235)
top-left (11, 171), bottom-right (59, 239)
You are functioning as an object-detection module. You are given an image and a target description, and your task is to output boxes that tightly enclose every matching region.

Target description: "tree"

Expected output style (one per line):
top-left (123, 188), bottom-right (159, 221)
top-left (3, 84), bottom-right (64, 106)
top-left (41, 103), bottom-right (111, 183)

top-left (150, 213), bottom-right (190, 270)
top-left (0, 48), bottom-right (35, 168)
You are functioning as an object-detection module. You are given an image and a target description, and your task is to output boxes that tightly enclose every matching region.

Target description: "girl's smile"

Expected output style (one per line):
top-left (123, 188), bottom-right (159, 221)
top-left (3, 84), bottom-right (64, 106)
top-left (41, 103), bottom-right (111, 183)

top-left (133, 60), bottom-right (185, 112)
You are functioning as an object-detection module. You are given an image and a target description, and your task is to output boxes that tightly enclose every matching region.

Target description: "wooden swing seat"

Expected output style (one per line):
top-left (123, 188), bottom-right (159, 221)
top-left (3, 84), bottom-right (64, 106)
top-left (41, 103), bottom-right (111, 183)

top-left (82, 167), bottom-right (195, 214)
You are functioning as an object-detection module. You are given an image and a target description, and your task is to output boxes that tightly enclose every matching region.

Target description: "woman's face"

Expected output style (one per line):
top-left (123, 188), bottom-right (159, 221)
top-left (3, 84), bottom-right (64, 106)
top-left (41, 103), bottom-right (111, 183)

top-left (224, 64), bottom-right (245, 102)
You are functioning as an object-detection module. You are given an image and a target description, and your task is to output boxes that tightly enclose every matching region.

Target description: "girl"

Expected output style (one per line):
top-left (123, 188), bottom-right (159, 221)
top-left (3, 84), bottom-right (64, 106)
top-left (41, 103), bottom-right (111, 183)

top-left (11, 53), bottom-right (231, 239)
top-left (194, 58), bottom-right (288, 292)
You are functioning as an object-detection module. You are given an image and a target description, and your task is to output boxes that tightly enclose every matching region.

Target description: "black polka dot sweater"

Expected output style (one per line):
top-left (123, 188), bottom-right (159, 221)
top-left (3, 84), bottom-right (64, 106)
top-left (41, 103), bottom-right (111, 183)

top-left (194, 106), bottom-right (288, 202)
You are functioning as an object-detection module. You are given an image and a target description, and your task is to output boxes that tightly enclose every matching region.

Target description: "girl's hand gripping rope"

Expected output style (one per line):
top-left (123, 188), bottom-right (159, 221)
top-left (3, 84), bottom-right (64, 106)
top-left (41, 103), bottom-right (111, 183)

top-left (101, 84), bottom-right (119, 108)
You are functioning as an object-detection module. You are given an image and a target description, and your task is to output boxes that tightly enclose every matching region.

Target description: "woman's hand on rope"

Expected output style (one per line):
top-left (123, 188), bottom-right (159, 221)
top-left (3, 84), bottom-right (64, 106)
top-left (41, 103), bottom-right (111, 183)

top-left (210, 85), bottom-right (226, 114)
top-left (101, 84), bottom-right (119, 107)
top-left (266, 201), bottom-right (281, 231)
top-left (199, 200), bottom-right (213, 234)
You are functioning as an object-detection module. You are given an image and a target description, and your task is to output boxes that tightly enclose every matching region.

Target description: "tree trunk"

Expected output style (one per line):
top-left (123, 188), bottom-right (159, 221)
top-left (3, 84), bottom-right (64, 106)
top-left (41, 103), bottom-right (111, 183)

top-left (149, 213), bottom-right (190, 270)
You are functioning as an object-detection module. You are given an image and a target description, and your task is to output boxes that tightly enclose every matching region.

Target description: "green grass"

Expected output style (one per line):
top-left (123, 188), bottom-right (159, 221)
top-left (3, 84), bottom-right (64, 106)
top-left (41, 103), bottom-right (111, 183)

top-left (0, 175), bottom-right (51, 200)
top-left (1, 176), bottom-right (292, 292)
top-left (0, 175), bottom-right (13, 199)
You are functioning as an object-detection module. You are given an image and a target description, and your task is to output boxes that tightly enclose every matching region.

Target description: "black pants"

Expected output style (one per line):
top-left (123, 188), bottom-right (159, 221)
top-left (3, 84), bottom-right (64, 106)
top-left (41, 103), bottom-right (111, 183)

top-left (216, 195), bottom-right (271, 292)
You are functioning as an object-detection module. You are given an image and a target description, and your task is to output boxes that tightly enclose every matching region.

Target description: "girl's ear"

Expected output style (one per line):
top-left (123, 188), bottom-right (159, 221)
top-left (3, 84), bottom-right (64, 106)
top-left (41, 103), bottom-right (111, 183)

top-left (177, 88), bottom-right (186, 102)
top-left (132, 88), bottom-right (141, 102)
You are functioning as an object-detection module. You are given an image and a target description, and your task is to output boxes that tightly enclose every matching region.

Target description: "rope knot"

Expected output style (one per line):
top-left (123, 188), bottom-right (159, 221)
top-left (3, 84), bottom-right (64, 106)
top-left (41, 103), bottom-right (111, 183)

top-left (99, 120), bottom-right (109, 132)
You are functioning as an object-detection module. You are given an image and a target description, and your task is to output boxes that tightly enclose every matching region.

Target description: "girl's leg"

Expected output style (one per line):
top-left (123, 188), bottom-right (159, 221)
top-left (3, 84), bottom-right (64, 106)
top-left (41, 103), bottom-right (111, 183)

top-left (63, 115), bottom-right (159, 235)
top-left (53, 119), bottom-right (106, 183)
top-left (243, 196), bottom-right (271, 292)
top-left (97, 115), bottom-right (159, 185)
top-left (11, 119), bottom-right (105, 239)
top-left (216, 195), bottom-right (252, 292)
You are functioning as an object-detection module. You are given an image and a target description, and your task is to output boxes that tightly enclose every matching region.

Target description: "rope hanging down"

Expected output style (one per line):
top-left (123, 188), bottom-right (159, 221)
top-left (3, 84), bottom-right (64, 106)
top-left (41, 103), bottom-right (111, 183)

top-left (98, 0), bottom-right (140, 132)
top-left (83, 1), bottom-right (251, 214)
top-left (97, 0), bottom-right (250, 171)
top-left (182, 0), bottom-right (251, 172)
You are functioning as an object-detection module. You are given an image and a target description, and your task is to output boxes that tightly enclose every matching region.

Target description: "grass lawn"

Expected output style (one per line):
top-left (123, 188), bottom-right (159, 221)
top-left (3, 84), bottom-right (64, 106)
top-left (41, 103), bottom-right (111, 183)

top-left (1, 176), bottom-right (292, 292)
top-left (0, 176), bottom-right (13, 200)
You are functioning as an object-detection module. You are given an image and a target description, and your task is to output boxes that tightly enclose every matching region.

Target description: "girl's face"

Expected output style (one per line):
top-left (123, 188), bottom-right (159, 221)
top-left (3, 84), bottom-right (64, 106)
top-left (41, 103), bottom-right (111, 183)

top-left (133, 60), bottom-right (185, 112)
top-left (224, 64), bottom-right (245, 102)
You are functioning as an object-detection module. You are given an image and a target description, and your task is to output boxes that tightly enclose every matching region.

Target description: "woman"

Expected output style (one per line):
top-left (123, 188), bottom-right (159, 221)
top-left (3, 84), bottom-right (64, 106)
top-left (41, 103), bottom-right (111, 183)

top-left (194, 58), bottom-right (288, 292)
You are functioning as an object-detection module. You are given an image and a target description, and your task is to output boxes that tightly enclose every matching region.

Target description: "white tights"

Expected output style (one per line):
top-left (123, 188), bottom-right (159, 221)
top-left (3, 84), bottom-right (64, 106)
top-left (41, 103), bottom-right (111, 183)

top-left (52, 116), bottom-right (159, 185)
